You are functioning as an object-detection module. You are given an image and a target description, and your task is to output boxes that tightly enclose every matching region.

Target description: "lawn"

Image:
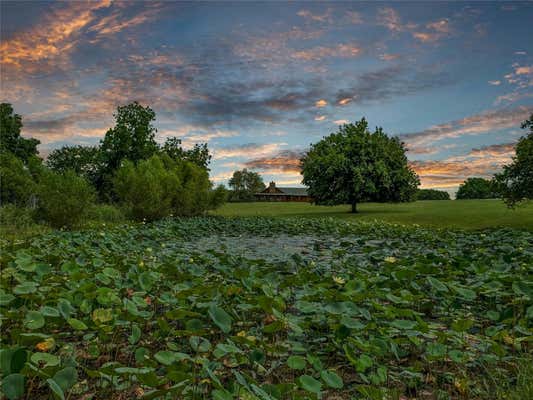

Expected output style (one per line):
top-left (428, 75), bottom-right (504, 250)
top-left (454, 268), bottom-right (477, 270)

top-left (213, 199), bottom-right (533, 230)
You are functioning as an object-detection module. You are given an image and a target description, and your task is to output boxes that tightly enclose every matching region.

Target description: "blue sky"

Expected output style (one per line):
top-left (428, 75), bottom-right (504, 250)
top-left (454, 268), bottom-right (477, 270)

top-left (1, 1), bottom-right (532, 191)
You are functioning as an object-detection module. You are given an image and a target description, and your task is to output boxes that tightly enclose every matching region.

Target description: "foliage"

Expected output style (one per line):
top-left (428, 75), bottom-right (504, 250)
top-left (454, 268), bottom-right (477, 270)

top-left (36, 170), bottom-right (96, 229)
top-left (494, 113), bottom-right (533, 207)
top-left (228, 169), bottom-right (266, 201)
top-left (415, 188), bottom-right (450, 200)
top-left (301, 118), bottom-right (419, 213)
top-left (0, 152), bottom-right (36, 206)
top-left (85, 204), bottom-right (126, 225)
top-left (0, 103), bottom-right (40, 163)
top-left (98, 102), bottom-right (159, 196)
top-left (46, 145), bottom-right (102, 187)
top-left (456, 177), bottom-right (497, 200)
top-left (0, 217), bottom-right (531, 399)
top-left (113, 155), bottom-right (222, 221)
top-left (162, 137), bottom-right (212, 170)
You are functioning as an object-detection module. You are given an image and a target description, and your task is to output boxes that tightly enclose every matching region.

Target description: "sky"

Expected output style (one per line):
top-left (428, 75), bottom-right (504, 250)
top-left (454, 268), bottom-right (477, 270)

top-left (1, 1), bottom-right (532, 192)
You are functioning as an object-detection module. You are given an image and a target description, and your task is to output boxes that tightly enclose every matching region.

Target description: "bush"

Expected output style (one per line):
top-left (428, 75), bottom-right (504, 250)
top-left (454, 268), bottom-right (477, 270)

top-left (0, 205), bottom-right (48, 241)
top-left (113, 155), bottom-right (224, 221)
top-left (415, 189), bottom-right (450, 200)
top-left (456, 177), bottom-right (497, 200)
top-left (36, 170), bottom-right (96, 229)
top-left (86, 204), bottom-right (126, 224)
top-left (0, 152), bottom-right (36, 206)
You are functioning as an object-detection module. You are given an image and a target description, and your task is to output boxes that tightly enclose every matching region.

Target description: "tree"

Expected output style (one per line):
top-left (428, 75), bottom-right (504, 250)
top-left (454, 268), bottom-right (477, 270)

top-left (456, 177), bottom-right (497, 200)
top-left (100, 102), bottom-right (158, 172)
top-left (228, 169), bottom-right (266, 201)
top-left (98, 102), bottom-right (159, 196)
top-left (494, 113), bottom-right (533, 207)
top-left (36, 170), bottom-right (96, 229)
top-left (161, 137), bottom-right (212, 170)
top-left (416, 188), bottom-right (450, 200)
top-left (301, 118), bottom-right (419, 213)
top-left (0, 103), bottom-right (40, 162)
top-left (46, 145), bottom-right (102, 187)
top-left (113, 154), bottom-right (224, 221)
top-left (0, 152), bottom-right (36, 206)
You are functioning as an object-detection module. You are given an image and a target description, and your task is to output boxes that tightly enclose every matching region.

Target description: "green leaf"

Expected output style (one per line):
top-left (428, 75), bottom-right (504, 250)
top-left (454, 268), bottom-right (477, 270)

top-left (40, 306), bottom-right (60, 317)
top-left (154, 351), bottom-right (190, 366)
top-left (129, 324), bottom-right (141, 345)
top-left (287, 355), bottom-right (306, 370)
top-left (355, 354), bottom-right (373, 373)
top-left (31, 352), bottom-right (61, 367)
top-left (53, 367), bottom-right (77, 391)
top-left (24, 311), bottom-right (45, 330)
top-left (340, 316), bottom-right (365, 330)
top-left (2, 373), bottom-right (25, 399)
top-left (47, 378), bottom-right (65, 400)
top-left (298, 375), bottom-right (322, 394)
top-left (67, 318), bottom-right (88, 331)
top-left (427, 276), bottom-right (448, 292)
top-left (13, 282), bottom-right (38, 295)
top-left (390, 319), bottom-right (417, 330)
top-left (320, 370), bottom-right (343, 389)
top-left (208, 305), bottom-right (233, 333)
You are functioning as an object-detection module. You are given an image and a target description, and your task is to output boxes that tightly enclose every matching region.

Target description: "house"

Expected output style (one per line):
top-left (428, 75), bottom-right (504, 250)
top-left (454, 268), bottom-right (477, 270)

top-left (254, 181), bottom-right (312, 202)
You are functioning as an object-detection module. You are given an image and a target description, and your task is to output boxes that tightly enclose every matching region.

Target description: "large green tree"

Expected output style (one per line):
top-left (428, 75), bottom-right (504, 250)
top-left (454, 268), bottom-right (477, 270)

top-left (456, 178), bottom-right (497, 200)
top-left (0, 103), bottom-right (40, 163)
top-left (100, 102), bottom-right (159, 173)
top-left (416, 188), bottom-right (450, 200)
top-left (228, 169), bottom-right (266, 201)
top-left (301, 118), bottom-right (419, 213)
top-left (494, 113), bottom-right (533, 207)
top-left (46, 145), bottom-right (102, 187)
top-left (161, 137), bottom-right (212, 170)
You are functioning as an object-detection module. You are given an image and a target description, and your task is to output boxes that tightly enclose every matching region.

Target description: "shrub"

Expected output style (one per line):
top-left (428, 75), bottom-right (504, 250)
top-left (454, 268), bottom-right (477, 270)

top-left (36, 170), bottom-right (96, 229)
top-left (86, 204), bottom-right (126, 224)
top-left (456, 177), bottom-right (497, 200)
top-left (415, 189), bottom-right (450, 200)
top-left (0, 152), bottom-right (36, 206)
top-left (113, 155), bottom-right (225, 221)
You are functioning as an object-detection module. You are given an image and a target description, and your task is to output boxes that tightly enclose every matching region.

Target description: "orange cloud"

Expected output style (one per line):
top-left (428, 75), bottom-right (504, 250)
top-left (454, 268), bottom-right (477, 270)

top-left (314, 115), bottom-right (326, 121)
top-left (0, 1), bottom-right (111, 70)
top-left (315, 99), bottom-right (328, 107)
top-left (338, 98), bottom-right (352, 106)
top-left (292, 43), bottom-right (361, 61)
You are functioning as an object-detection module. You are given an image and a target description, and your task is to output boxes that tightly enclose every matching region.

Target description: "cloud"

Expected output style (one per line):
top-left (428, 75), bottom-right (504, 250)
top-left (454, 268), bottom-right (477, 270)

top-left (333, 64), bottom-right (453, 106)
top-left (315, 99), bottom-right (328, 107)
top-left (333, 119), bottom-right (349, 125)
top-left (213, 143), bottom-right (287, 160)
top-left (401, 106), bottom-right (532, 150)
top-left (410, 143), bottom-right (515, 188)
top-left (0, 1), bottom-right (111, 70)
top-left (377, 7), bottom-right (404, 32)
top-left (244, 150), bottom-right (304, 172)
top-left (315, 115), bottom-right (326, 121)
top-left (291, 43), bottom-right (362, 61)
top-left (297, 9), bottom-right (333, 23)
top-left (488, 80), bottom-right (501, 85)
top-left (344, 11), bottom-right (363, 25)
top-left (379, 53), bottom-right (400, 61)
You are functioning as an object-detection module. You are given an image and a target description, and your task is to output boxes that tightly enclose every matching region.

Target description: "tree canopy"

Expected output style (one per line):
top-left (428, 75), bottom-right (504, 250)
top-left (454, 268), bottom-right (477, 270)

top-left (0, 103), bottom-right (40, 163)
top-left (47, 145), bottom-right (102, 187)
top-left (456, 178), bottom-right (497, 200)
top-left (301, 118), bottom-right (419, 212)
top-left (416, 188), bottom-right (450, 200)
top-left (494, 113), bottom-right (533, 207)
top-left (228, 169), bottom-right (266, 201)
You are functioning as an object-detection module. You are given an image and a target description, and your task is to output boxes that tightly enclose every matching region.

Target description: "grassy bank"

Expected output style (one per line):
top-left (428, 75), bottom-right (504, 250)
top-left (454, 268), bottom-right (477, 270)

top-left (213, 199), bottom-right (533, 230)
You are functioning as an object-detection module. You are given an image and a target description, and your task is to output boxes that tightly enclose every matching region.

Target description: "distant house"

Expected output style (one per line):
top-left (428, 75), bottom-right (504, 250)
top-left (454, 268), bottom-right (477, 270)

top-left (254, 181), bottom-right (312, 202)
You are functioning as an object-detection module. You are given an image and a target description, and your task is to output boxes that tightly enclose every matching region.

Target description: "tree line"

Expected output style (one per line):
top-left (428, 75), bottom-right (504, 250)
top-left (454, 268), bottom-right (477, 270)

top-left (0, 102), bottom-right (226, 229)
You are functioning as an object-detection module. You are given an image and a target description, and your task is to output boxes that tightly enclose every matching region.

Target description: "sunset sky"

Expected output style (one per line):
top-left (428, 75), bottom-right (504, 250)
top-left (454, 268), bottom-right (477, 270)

top-left (1, 1), bottom-right (532, 192)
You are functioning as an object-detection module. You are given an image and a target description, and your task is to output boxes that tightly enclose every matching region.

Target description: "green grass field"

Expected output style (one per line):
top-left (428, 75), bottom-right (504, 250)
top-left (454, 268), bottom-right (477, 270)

top-left (213, 199), bottom-right (533, 230)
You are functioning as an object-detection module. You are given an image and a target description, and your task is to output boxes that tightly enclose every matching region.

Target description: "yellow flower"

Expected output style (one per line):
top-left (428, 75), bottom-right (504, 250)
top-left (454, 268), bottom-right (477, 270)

top-left (35, 337), bottom-right (55, 352)
top-left (384, 256), bottom-right (397, 263)
top-left (333, 276), bottom-right (346, 285)
top-left (237, 330), bottom-right (246, 337)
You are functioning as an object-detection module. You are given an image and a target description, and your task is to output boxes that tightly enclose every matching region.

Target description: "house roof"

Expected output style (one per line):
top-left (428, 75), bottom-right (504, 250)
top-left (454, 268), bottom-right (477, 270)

top-left (257, 187), bottom-right (308, 196)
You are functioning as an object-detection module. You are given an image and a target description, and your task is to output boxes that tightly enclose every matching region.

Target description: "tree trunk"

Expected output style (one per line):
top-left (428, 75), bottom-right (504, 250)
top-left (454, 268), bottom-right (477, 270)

top-left (351, 201), bottom-right (357, 213)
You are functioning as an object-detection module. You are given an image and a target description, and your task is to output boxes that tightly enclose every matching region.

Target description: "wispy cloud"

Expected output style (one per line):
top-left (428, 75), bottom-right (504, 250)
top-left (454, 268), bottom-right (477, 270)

top-left (213, 143), bottom-right (287, 160)
top-left (401, 106), bottom-right (532, 150)
top-left (244, 150), bottom-right (304, 172)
